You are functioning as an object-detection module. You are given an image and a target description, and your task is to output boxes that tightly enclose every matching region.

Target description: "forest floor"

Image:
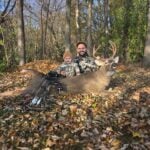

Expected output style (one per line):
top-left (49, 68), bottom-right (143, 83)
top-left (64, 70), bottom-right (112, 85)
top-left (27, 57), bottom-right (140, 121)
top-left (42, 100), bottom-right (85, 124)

top-left (0, 60), bottom-right (150, 150)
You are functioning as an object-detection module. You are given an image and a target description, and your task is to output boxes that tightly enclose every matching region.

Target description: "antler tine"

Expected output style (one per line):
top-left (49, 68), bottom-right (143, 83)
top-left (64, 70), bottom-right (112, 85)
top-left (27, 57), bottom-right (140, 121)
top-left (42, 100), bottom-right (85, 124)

top-left (93, 44), bottom-right (101, 58)
top-left (93, 45), bottom-right (96, 57)
top-left (108, 40), bottom-right (117, 58)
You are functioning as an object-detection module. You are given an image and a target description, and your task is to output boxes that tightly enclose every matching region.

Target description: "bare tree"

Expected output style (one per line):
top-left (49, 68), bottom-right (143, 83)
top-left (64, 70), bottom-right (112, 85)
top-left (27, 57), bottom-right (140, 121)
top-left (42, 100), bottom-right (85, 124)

top-left (103, 0), bottom-right (109, 57)
top-left (143, 0), bottom-right (150, 67)
top-left (43, 0), bottom-right (50, 58)
top-left (75, 0), bottom-right (81, 42)
top-left (39, 0), bottom-right (51, 59)
top-left (16, 0), bottom-right (26, 66)
top-left (65, 0), bottom-right (71, 52)
top-left (0, 0), bottom-right (16, 63)
top-left (87, 0), bottom-right (93, 56)
top-left (40, 0), bottom-right (44, 59)
top-left (0, 0), bottom-right (16, 24)
top-left (104, 0), bottom-right (109, 35)
top-left (121, 0), bottom-right (133, 62)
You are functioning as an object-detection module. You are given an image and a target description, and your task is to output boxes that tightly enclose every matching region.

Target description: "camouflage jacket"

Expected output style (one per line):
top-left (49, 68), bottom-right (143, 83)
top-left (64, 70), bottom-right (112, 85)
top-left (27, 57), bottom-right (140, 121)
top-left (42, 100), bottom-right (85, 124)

top-left (74, 55), bottom-right (98, 73)
top-left (56, 62), bottom-right (80, 77)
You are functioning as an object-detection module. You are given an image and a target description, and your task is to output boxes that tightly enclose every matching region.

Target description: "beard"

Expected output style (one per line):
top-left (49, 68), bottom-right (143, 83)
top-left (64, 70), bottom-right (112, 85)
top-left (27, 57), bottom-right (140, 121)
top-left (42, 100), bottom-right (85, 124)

top-left (78, 51), bottom-right (89, 57)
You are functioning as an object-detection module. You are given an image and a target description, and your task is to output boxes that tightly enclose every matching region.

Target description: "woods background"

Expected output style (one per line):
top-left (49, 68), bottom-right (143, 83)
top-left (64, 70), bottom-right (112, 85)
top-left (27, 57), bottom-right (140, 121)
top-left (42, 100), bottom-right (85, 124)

top-left (0, 1), bottom-right (150, 149)
top-left (0, 0), bottom-right (149, 71)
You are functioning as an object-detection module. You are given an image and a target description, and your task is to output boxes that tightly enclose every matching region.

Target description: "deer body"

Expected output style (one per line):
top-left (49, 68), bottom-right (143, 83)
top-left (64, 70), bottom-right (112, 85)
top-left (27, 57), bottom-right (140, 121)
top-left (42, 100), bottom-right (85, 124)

top-left (22, 65), bottom-right (113, 97)
top-left (60, 66), bottom-right (111, 94)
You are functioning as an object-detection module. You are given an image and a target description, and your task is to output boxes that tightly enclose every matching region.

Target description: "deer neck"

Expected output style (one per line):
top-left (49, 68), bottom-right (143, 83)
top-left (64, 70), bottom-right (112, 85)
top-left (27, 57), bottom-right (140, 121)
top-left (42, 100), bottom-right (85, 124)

top-left (97, 65), bottom-right (114, 77)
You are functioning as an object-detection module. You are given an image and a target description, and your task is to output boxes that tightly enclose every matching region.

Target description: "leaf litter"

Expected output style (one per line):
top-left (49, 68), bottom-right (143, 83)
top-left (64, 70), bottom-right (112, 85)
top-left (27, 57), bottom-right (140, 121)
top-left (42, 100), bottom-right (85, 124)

top-left (0, 60), bottom-right (150, 149)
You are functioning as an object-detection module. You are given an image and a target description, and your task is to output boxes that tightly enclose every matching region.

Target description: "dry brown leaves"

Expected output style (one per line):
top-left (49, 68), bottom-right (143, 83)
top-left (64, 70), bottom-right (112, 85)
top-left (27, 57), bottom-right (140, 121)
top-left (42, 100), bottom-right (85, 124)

top-left (0, 62), bottom-right (150, 149)
top-left (0, 60), bottom-right (59, 100)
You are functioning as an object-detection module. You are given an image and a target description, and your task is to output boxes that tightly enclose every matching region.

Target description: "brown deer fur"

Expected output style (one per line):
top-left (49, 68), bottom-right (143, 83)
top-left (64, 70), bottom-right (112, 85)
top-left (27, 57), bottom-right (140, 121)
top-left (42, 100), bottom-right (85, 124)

top-left (22, 64), bottom-right (114, 97)
top-left (60, 66), bottom-right (110, 94)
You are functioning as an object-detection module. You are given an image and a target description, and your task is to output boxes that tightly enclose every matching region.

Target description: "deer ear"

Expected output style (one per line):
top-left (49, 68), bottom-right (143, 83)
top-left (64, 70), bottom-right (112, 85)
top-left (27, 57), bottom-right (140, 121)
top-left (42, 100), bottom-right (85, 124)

top-left (114, 56), bottom-right (119, 63)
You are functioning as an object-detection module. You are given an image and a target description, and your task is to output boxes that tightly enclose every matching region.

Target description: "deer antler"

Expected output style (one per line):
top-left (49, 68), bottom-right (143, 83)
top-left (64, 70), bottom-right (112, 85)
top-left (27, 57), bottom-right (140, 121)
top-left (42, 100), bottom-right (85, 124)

top-left (93, 44), bottom-right (106, 66)
top-left (108, 40), bottom-right (117, 58)
top-left (93, 44), bottom-right (101, 58)
top-left (93, 41), bottom-right (117, 67)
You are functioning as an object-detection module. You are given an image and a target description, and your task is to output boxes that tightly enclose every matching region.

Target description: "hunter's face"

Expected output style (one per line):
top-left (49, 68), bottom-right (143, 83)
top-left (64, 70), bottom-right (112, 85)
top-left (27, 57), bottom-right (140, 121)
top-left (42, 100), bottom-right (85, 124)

top-left (77, 44), bottom-right (87, 56)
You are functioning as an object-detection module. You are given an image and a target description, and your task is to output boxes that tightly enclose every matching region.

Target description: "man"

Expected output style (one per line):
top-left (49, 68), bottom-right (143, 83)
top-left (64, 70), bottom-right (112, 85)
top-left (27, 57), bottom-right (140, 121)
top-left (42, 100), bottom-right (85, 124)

top-left (74, 41), bottom-right (97, 73)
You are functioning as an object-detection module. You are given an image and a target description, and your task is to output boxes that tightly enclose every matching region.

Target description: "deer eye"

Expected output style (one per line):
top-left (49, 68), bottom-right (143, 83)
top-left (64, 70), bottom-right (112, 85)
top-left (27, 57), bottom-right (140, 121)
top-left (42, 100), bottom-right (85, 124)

top-left (111, 63), bottom-right (117, 68)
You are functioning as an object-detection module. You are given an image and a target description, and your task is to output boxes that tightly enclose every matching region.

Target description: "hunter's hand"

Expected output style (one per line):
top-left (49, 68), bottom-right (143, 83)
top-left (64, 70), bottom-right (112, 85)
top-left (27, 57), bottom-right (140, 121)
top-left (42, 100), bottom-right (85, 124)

top-left (60, 71), bottom-right (66, 76)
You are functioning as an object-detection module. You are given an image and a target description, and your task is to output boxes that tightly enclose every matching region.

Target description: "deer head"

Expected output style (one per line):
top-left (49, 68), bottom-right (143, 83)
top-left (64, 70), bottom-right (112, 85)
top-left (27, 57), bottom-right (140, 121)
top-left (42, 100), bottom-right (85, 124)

top-left (93, 41), bottom-right (119, 76)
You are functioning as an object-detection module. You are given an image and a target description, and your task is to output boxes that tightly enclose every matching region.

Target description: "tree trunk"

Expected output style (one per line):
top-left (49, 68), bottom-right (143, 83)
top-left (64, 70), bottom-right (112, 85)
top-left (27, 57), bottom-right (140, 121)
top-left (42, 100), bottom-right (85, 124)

top-left (121, 0), bottom-right (133, 63)
top-left (104, 0), bottom-right (109, 57)
top-left (87, 0), bottom-right (92, 56)
top-left (75, 0), bottom-right (81, 42)
top-left (40, 2), bottom-right (44, 59)
top-left (104, 0), bottom-right (109, 35)
top-left (65, 0), bottom-right (71, 52)
top-left (43, 0), bottom-right (50, 58)
top-left (0, 28), bottom-right (4, 61)
top-left (16, 0), bottom-right (26, 66)
top-left (143, 0), bottom-right (150, 67)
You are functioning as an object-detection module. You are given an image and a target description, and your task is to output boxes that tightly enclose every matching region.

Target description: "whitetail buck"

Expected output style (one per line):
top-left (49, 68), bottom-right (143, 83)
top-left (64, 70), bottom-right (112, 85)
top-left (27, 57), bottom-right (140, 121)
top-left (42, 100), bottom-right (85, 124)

top-left (22, 41), bottom-right (119, 99)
